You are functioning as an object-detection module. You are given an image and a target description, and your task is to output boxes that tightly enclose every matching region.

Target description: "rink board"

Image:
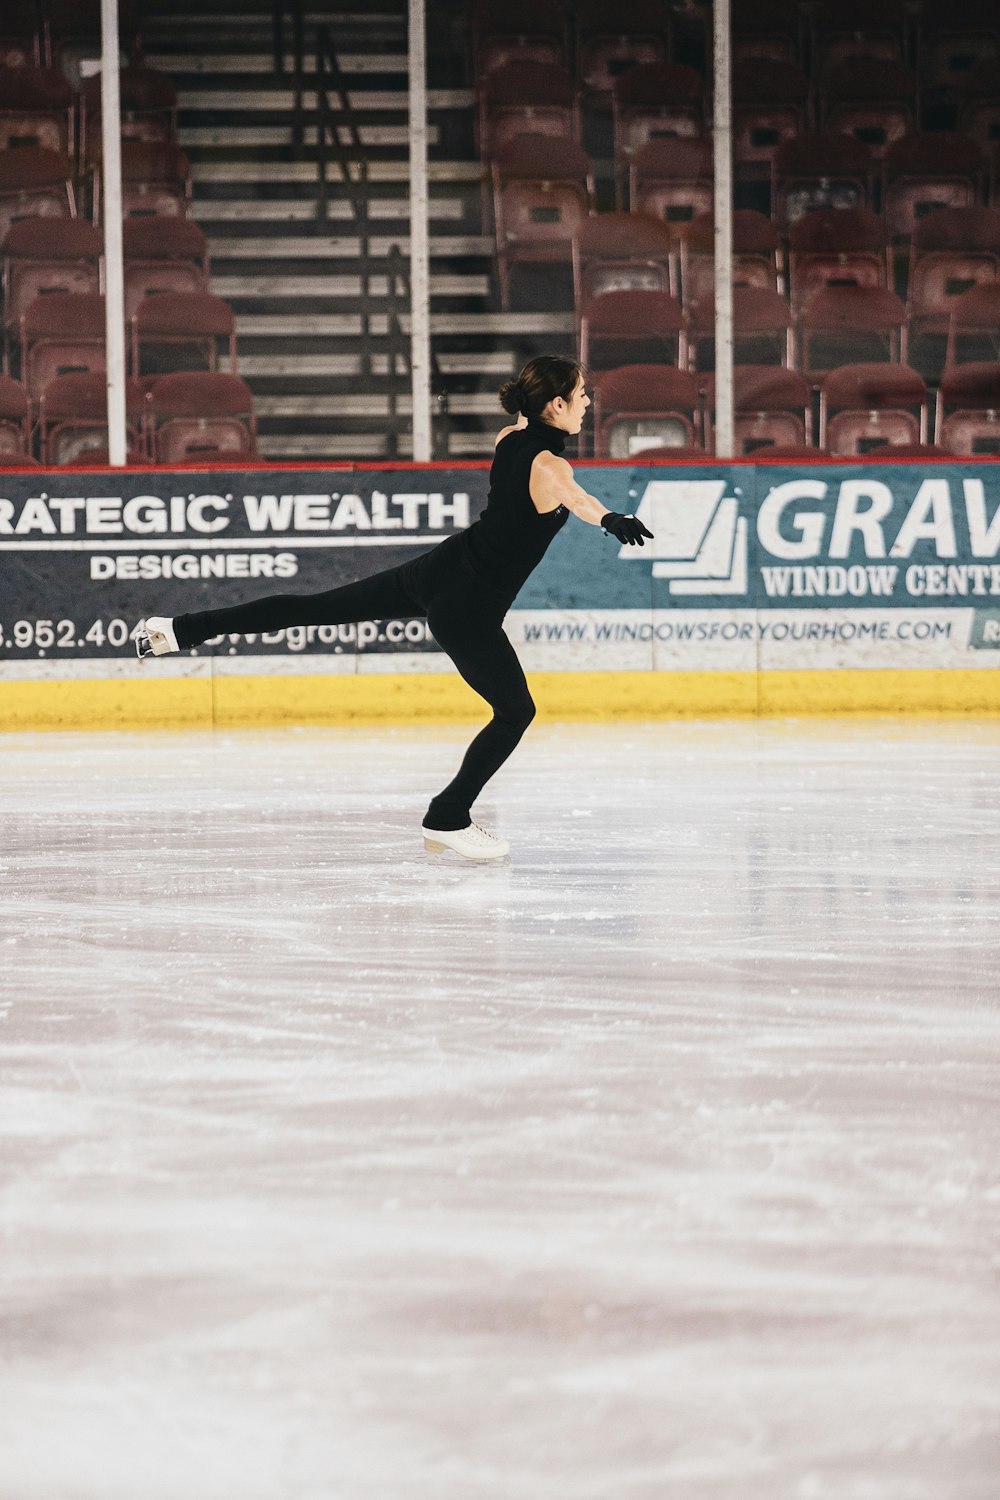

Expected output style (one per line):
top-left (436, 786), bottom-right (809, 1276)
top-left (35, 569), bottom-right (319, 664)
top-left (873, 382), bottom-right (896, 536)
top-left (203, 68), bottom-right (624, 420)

top-left (2, 457), bottom-right (999, 728)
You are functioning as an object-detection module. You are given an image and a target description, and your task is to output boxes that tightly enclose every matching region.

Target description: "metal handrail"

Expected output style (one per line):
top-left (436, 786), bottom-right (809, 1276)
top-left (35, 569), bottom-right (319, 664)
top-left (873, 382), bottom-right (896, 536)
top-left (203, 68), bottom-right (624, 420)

top-left (271, 0), bottom-right (303, 77)
top-left (312, 25), bottom-right (368, 223)
top-left (273, 5), bottom-right (448, 456)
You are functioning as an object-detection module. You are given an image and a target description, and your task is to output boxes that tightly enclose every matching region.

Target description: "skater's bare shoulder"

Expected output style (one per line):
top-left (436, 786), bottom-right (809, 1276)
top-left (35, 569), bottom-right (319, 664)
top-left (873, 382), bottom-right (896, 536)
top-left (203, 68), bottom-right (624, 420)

top-left (495, 413), bottom-right (527, 446)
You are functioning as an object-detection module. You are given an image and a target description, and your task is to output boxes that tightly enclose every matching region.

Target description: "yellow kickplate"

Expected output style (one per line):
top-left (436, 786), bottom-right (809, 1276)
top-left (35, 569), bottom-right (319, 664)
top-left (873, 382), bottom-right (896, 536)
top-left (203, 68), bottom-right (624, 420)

top-left (2, 668), bottom-right (999, 732)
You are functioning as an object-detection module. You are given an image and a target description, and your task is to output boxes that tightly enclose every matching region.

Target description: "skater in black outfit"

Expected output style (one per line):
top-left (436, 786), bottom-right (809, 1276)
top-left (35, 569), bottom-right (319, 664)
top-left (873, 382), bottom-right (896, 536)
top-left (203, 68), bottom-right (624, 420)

top-left (136, 355), bottom-right (653, 860)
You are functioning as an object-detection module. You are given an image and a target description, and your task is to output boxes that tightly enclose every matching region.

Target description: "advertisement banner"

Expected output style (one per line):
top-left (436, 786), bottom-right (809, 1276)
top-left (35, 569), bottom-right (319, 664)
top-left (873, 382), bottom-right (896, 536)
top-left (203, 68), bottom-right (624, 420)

top-left (0, 467), bottom-right (486, 664)
top-left (1, 461), bottom-right (999, 714)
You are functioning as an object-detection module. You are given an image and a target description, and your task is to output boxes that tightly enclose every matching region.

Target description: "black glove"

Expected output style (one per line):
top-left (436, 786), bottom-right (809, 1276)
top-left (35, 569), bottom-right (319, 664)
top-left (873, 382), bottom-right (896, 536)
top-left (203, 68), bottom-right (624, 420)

top-left (600, 511), bottom-right (654, 546)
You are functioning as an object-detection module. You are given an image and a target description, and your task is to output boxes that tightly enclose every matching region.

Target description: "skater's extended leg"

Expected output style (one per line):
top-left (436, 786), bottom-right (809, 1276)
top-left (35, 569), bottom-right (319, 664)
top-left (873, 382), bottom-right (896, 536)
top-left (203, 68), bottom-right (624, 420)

top-left (164, 563), bottom-right (421, 650)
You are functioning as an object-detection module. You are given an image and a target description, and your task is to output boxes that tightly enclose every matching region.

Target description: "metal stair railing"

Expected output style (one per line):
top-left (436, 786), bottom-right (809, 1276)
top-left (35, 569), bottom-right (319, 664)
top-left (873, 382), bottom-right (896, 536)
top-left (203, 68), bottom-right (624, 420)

top-left (272, 0), bottom-right (303, 78)
top-left (273, 0), bottom-right (449, 457)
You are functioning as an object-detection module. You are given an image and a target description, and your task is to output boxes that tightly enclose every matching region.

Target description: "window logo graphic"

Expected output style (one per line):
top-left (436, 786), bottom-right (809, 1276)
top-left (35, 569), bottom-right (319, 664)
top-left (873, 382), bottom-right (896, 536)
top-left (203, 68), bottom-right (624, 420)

top-left (622, 480), bottom-right (748, 596)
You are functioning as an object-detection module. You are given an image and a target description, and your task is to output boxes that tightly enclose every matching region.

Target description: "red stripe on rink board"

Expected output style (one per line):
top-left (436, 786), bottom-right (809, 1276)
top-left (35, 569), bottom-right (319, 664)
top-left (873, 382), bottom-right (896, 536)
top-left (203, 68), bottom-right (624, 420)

top-left (4, 456), bottom-right (1000, 475)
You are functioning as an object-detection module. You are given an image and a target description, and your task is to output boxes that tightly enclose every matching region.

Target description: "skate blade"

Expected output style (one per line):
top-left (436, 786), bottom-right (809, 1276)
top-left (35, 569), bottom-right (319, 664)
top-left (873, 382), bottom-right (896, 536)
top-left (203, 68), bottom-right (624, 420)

top-left (423, 837), bottom-right (507, 862)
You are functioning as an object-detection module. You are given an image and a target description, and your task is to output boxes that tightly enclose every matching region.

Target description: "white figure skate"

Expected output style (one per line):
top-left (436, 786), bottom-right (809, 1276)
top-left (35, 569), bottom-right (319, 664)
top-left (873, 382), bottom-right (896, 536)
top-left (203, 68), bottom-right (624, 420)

top-left (135, 617), bottom-right (179, 659)
top-left (423, 822), bottom-right (510, 861)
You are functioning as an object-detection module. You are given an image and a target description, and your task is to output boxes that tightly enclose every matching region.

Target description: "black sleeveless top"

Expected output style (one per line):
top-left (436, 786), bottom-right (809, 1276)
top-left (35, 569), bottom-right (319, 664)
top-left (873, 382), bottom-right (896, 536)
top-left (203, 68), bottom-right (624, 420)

top-left (461, 417), bottom-right (570, 600)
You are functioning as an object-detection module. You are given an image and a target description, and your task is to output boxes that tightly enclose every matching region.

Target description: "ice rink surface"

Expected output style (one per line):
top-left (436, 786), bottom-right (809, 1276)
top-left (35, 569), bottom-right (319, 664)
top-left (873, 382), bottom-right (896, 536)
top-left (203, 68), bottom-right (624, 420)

top-left (2, 717), bottom-right (999, 1500)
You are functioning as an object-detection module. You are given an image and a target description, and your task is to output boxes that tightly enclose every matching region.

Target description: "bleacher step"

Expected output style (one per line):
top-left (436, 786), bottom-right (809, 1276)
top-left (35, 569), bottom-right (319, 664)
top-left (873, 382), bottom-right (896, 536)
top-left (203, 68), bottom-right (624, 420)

top-left (215, 274), bottom-right (491, 298)
top-left (193, 198), bottom-right (467, 223)
top-left (239, 352), bottom-right (514, 378)
top-left (191, 161), bottom-right (483, 184)
top-left (234, 313), bottom-right (574, 338)
top-left (137, 0), bottom-right (518, 460)
top-left (206, 235), bottom-right (492, 258)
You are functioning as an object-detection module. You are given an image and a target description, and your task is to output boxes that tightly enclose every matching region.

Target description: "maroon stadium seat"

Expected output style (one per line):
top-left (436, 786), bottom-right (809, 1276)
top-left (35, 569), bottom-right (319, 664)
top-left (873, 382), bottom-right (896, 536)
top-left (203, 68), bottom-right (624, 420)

top-left (688, 286), bottom-right (794, 373)
top-left (2, 217), bottom-right (102, 369)
top-left (944, 283), bottom-right (1000, 367)
top-left (812, 0), bottom-right (907, 78)
top-left (122, 216), bottom-right (210, 321)
top-left (628, 137), bottom-right (713, 227)
top-left (472, 0), bottom-right (568, 78)
top-left (490, 134), bottom-right (594, 308)
top-left (612, 62), bottom-right (705, 202)
top-left (819, 59), bottom-right (917, 161)
top-left (131, 291), bottom-right (238, 377)
top-left (958, 59), bottom-right (1000, 157)
top-left (579, 287), bottom-right (687, 373)
top-left (0, 1), bottom-right (39, 69)
top-left (576, 0), bottom-right (672, 100)
top-left (882, 133), bottom-right (984, 243)
top-left (787, 208), bottom-right (889, 318)
top-left (920, 0), bottom-right (998, 98)
top-left (772, 134), bottom-right (875, 225)
top-left (705, 365), bottom-right (812, 454)
top-left (731, 0), bottom-right (801, 68)
top-left (797, 285), bottom-right (907, 376)
top-left (20, 291), bottom-right (109, 402)
top-left (732, 60), bottom-right (810, 185)
top-left (935, 364), bottom-right (1000, 454)
top-left (0, 371), bottom-right (29, 457)
top-left (572, 211), bottom-right (676, 308)
top-left (148, 372), bottom-right (257, 464)
top-left (907, 207), bottom-right (1000, 374)
top-left (37, 370), bottom-right (148, 465)
top-left (80, 67), bottom-right (178, 162)
top-left (0, 146), bottom-right (75, 247)
top-left (592, 363), bottom-right (702, 458)
top-left (679, 210), bottom-right (782, 313)
top-left (479, 60), bottom-right (579, 158)
top-left (819, 362), bottom-right (928, 454)
top-left (93, 142), bottom-right (193, 220)
top-left (0, 66), bottom-right (73, 154)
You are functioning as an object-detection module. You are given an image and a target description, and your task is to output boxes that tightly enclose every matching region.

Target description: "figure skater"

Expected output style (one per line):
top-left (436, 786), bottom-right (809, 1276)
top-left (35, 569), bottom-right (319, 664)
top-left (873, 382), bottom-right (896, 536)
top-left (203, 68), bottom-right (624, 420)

top-left (135, 355), bottom-right (653, 860)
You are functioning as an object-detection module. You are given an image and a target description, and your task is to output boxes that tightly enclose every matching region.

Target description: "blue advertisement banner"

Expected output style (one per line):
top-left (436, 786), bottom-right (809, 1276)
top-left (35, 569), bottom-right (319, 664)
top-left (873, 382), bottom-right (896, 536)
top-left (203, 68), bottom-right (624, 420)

top-left (524, 463), bottom-right (1000, 610)
top-left (1, 461), bottom-right (999, 673)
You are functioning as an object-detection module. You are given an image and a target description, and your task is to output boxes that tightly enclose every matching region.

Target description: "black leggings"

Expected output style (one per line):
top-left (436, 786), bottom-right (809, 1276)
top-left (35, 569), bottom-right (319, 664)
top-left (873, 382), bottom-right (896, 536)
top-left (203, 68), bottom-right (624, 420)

top-left (174, 535), bottom-right (535, 830)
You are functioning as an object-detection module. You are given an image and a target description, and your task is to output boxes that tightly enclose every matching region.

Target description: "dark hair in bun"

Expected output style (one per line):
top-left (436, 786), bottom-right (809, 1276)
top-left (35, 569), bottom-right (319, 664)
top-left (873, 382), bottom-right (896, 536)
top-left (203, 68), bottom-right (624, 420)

top-left (499, 355), bottom-right (584, 418)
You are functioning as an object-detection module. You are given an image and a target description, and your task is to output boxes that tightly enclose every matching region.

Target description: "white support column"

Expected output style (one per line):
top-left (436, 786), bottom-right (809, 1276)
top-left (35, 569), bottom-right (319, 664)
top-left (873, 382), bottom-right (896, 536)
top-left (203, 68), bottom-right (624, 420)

top-left (408, 0), bottom-right (432, 462)
top-left (101, 0), bottom-right (128, 466)
top-left (712, 0), bottom-right (735, 458)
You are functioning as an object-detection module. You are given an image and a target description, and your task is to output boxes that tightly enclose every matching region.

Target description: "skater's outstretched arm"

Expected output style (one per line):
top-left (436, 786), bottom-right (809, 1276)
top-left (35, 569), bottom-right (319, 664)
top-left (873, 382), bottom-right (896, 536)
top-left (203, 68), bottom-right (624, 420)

top-left (529, 449), bottom-right (606, 523)
top-left (529, 451), bottom-right (653, 546)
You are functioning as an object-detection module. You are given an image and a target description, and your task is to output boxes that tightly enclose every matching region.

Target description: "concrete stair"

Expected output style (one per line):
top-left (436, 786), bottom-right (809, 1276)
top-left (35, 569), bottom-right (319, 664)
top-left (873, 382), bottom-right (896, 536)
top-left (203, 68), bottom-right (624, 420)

top-left (139, 0), bottom-right (575, 461)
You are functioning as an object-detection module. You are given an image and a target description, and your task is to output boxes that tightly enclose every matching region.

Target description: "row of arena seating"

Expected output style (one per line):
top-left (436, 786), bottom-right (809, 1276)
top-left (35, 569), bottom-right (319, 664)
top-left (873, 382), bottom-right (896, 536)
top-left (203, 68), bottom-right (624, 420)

top-left (6, 356), bottom-right (993, 465)
top-left (480, 7), bottom-right (1000, 457)
top-left (480, 59), bottom-right (1000, 198)
top-left (0, 0), bottom-right (141, 75)
top-left (0, 135), bottom-right (192, 242)
top-left (0, 27), bottom-right (258, 467)
top-left (470, 0), bottom-right (998, 109)
top-left (3, 213), bottom-right (207, 320)
top-left (0, 214), bottom-right (253, 464)
top-left (575, 279), bottom-right (1000, 376)
top-left (490, 132), bottom-right (1000, 307)
top-left (2, 218), bottom-right (224, 377)
top-left (493, 202), bottom-right (1000, 379)
top-left (585, 361), bottom-right (1000, 458)
top-left (0, 37), bottom-right (182, 225)
top-left (0, 371), bottom-right (257, 466)
top-left (0, 62), bottom-right (176, 162)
